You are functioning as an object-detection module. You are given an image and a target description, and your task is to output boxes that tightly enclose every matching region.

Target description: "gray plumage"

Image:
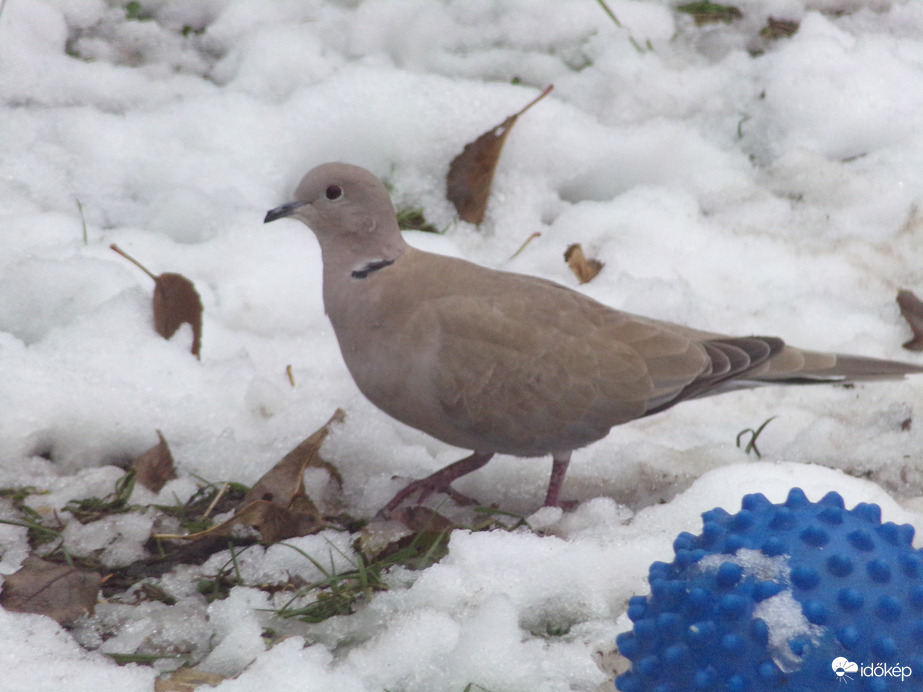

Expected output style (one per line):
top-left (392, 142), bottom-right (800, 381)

top-left (265, 162), bottom-right (923, 514)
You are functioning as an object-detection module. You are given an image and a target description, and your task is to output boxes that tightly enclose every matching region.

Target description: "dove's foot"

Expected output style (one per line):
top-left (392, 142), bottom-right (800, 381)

top-left (378, 451), bottom-right (494, 518)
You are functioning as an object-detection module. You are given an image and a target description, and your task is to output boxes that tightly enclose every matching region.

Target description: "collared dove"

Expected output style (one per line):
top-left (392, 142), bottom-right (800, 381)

top-left (265, 162), bottom-right (923, 515)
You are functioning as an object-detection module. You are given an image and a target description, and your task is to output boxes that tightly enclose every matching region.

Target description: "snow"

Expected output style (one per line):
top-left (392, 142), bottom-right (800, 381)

top-left (753, 587), bottom-right (825, 673)
top-left (3, 0), bottom-right (923, 690)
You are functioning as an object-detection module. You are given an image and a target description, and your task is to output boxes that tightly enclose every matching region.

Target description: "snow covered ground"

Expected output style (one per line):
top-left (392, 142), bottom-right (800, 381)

top-left (3, 1), bottom-right (923, 690)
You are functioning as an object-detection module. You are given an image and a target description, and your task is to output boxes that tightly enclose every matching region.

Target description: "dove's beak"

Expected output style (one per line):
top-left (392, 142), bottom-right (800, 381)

top-left (264, 200), bottom-right (308, 223)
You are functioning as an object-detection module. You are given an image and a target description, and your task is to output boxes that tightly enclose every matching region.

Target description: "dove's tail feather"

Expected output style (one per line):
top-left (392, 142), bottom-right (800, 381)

top-left (644, 336), bottom-right (923, 415)
top-left (655, 340), bottom-right (923, 412)
top-left (752, 349), bottom-right (923, 384)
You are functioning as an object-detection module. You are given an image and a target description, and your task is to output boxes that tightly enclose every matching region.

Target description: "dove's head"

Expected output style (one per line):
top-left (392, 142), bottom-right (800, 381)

top-left (265, 162), bottom-right (406, 264)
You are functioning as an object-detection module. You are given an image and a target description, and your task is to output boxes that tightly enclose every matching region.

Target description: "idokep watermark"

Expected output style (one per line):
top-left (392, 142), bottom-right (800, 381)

top-left (832, 657), bottom-right (913, 683)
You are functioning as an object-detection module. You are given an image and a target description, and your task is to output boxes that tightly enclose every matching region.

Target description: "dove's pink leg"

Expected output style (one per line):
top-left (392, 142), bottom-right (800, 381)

top-left (544, 452), bottom-right (571, 507)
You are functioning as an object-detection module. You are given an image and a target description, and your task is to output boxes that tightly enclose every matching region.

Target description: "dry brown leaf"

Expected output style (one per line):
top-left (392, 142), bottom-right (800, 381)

top-left (1, 555), bottom-right (100, 625)
top-left (233, 499), bottom-right (325, 544)
top-left (157, 498), bottom-right (325, 544)
top-left (564, 244), bottom-right (604, 284)
top-left (153, 273), bottom-right (203, 359)
top-left (132, 430), bottom-right (177, 493)
top-left (897, 289), bottom-right (923, 351)
top-left (446, 85), bottom-right (553, 225)
top-left (154, 666), bottom-right (227, 691)
top-left (244, 408), bottom-right (345, 507)
top-left (157, 410), bottom-right (346, 544)
top-left (110, 244), bottom-right (203, 359)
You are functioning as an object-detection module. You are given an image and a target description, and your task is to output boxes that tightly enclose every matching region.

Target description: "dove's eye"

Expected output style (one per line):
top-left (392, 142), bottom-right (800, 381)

top-left (325, 185), bottom-right (343, 201)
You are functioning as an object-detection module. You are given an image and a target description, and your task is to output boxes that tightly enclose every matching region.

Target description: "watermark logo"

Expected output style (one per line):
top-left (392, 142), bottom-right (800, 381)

top-left (832, 657), bottom-right (912, 683)
top-left (832, 657), bottom-right (858, 682)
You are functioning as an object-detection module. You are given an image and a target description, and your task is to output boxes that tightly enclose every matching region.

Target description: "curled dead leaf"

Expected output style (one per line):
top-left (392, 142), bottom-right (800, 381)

top-left (131, 430), bottom-right (177, 493)
top-left (110, 244), bottom-right (203, 359)
top-left (447, 85), bottom-right (553, 225)
top-left (157, 410), bottom-right (346, 545)
top-left (1, 555), bottom-right (100, 625)
top-left (156, 497), bottom-right (325, 545)
top-left (244, 408), bottom-right (345, 508)
top-left (153, 273), bottom-right (203, 358)
top-left (235, 499), bottom-right (325, 544)
top-left (564, 243), bottom-right (604, 284)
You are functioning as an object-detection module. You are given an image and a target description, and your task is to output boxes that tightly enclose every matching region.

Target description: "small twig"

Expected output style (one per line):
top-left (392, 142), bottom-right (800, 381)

top-left (508, 232), bottom-right (541, 261)
top-left (286, 364), bottom-right (296, 387)
top-left (737, 115), bottom-right (751, 140)
top-left (516, 84), bottom-right (554, 118)
top-left (595, 0), bottom-right (651, 53)
top-left (595, 0), bottom-right (623, 27)
top-left (202, 481), bottom-right (229, 520)
top-left (110, 243), bottom-right (157, 281)
top-left (228, 541), bottom-right (243, 583)
top-left (76, 199), bottom-right (87, 245)
top-left (736, 416), bottom-right (777, 458)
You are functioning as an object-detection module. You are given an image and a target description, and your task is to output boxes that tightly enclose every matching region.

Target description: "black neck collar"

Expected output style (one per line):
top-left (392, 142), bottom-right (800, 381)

top-left (351, 258), bottom-right (395, 279)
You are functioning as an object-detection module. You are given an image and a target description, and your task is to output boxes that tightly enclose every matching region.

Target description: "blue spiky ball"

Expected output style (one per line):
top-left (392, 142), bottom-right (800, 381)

top-left (615, 488), bottom-right (923, 691)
